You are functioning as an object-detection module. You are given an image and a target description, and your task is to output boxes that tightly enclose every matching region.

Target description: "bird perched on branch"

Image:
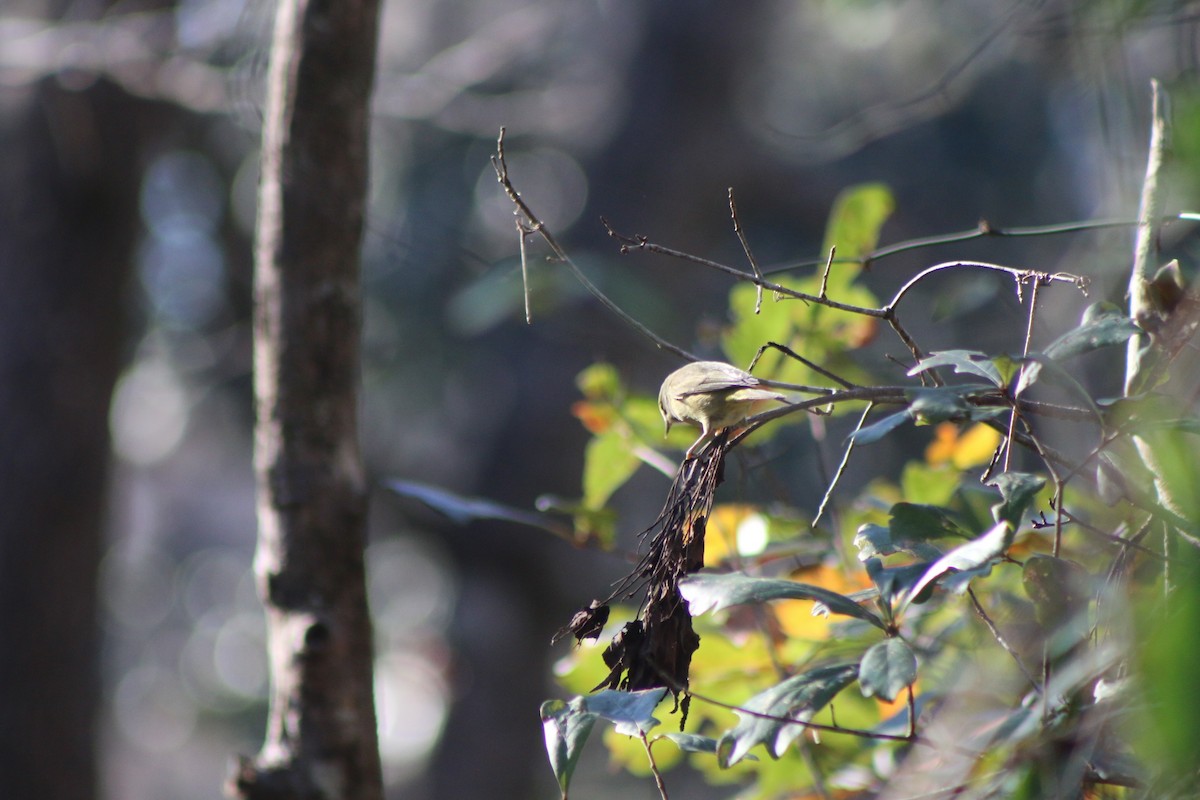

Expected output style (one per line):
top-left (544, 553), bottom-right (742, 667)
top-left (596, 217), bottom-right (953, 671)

top-left (658, 361), bottom-right (788, 458)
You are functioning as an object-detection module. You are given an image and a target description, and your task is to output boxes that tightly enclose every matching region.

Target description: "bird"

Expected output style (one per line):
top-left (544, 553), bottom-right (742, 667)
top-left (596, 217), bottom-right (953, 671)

top-left (657, 360), bottom-right (787, 458)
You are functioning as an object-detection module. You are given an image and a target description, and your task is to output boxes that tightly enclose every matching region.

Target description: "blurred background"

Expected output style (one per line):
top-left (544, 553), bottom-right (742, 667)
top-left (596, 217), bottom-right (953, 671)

top-left (2, 1), bottom-right (1199, 798)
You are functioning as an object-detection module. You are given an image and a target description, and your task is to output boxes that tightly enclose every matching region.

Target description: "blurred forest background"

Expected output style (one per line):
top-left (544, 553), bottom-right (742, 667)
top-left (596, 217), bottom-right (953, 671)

top-left (3, 1), bottom-right (1200, 798)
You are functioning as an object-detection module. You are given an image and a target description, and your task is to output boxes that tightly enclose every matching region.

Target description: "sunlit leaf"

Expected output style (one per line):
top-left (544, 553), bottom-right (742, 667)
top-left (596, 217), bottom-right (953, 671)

top-left (859, 639), bottom-right (918, 702)
top-left (850, 409), bottom-right (912, 445)
top-left (926, 422), bottom-right (1002, 469)
top-left (542, 697), bottom-right (597, 796)
top-left (853, 504), bottom-right (958, 562)
top-left (586, 687), bottom-right (668, 736)
top-left (722, 277), bottom-right (878, 393)
top-left (680, 571), bottom-right (886, 629)
top-left (990, 472), bottom-right (1046, 529)
top-left (1043, 303), bottom-right (1141, 362)
top-left (719, 663), bottom-right (860, 766)
top-left (821, 183), bottom-right (895, 288)
top-left (909, 388), bottom-right (972, 425)
top-left (576, 362), bottom-right (623, 399)
top-left (908, 350), bottom-right (1003, 387)
top-left (660, 731), bottom-right (758, 760)
top-left (903, 521), bottom-right (1013, 607)
top-left (853, 524), bottom-right (894, 561)
top-left (582, 430), bottom-right (641, 510)
top-left (1014, 353), bottom-right (1102, 419)
top-left (866, 558), bottom-right (936, 607)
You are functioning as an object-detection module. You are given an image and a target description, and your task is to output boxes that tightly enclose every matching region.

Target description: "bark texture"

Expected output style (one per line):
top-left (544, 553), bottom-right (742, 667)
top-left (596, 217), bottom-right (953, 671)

top-left (231, 0), bottom-right (384, 797)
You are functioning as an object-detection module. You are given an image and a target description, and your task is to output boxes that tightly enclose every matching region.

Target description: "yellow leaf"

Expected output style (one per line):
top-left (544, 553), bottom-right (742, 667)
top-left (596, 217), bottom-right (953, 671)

top-left (924, 422), bottom-right (1001, 469)
top-left (775, 565), bottom-right (870, 640)
top-left (704, 504), bottom-right (761, 566)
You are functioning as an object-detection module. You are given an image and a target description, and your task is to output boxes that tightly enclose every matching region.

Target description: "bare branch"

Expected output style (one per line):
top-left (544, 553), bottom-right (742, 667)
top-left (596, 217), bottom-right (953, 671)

top-left (493, 129), bottom-right (696, 361)
top-left (729, 187), bottom-right (765, 314)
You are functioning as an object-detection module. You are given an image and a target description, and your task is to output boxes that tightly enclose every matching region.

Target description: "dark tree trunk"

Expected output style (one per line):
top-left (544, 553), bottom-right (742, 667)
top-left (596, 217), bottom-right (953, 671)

top-left (230, 0), bottom-right (384, 798)
top-left (0, 76), bottom-right (143, 799)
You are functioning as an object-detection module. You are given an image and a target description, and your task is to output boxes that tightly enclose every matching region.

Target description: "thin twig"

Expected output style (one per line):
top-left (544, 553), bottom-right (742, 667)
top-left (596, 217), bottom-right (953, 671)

top-left (492, 129), bottom-right (696, 361)
top-left (751, 341), bottom-right (858, 389)
top-left (682, 685), bottom-right (918, 745)
top-left (1033, 510), bottom-right (1166, 560)
top-left (819, 246), bottom-right (836, 299)
top-left (729, 187), bottom-right (765, 314)
top-left (1005, 277), bottom-right (1043, 471)
top-left (762, 214), bottom-right (1189, 276)
top-left (967, 587), bottom-right (1041, 694)
top-left (640, 733), bottom-right (670, 800)
top-left (1052, 478), bottom-right (1065, 557)
top-left (516, 218), bottom-right (532, 324)
top-left (813, 403), bottom-right (874, 527)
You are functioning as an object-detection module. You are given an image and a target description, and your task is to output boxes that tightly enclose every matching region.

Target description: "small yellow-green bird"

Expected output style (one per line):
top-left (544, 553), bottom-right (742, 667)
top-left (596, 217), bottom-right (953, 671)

top-left (658, 361), bottom-right (787, 458)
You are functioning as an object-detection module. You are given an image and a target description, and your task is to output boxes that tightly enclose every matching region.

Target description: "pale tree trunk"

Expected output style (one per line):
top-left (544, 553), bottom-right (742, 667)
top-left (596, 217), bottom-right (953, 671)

top-left (229, 0), bottom-right (384, 798)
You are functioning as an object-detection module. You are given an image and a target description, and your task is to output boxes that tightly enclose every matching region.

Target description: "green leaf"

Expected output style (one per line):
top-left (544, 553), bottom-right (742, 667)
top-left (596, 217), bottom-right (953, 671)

top-left (576, 362), bottom-right (623, 399)
top-left (719, 663), bottom-right (860, 766)
top-left (853, 524), bottom-right (895, 561)
top-left (722, 277), bottom-right (879, 394)
top-left (659, 732), bottom-right (718, 753)
top-left (1136, 577), bottom-right (1200, 788)
top-left (1014, 353), bottom-right (1102, 420)
top-left (866, 558), bottom-right (937, 606)
top-left (821, 183), bottom-right (894, 288)
top-left (903, 521), bottom-right (1013, 607)
top-left (989, 472), bottom-right (1046, 529)
top-left (1043, 303), bottom-right (1141, 362)
top-left (908, 350), bottom-right (1003, 387)
top-left (585, 687), bottom-right (668, 736)
top-left (909, 388), bottom-right (971, 425)
top-left (659, 732), bottom-right (758, 760)
top-left (859, 639), bottom-right (918, 702)
top-left (581, 430), bottom-right (641, 510)
top-left (849, 409), bottom-right (913, 445)
top-left (542, 697), bottom-right (598, 796)
top-left (888, 502), bottom-right (968, 542)
top-left (853, 504), bottom-right (961, 562)
top-left (679, 572), bottom-right (886, 629)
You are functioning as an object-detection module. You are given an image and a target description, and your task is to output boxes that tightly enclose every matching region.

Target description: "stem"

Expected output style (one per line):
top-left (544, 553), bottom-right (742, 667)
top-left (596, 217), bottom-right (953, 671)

top-left (641, 734), bottom-right (670, 800)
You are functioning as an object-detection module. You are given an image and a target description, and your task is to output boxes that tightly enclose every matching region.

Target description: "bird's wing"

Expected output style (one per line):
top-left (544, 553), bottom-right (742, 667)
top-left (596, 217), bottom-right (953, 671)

top-left (677, 367), bottom-right (760, 397)
top-left (677, 381), bottom-right (748, 397)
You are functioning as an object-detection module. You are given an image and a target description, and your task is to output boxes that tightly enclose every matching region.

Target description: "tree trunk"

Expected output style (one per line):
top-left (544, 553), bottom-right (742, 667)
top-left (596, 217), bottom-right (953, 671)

top-left (0, 71), bottom-right (150, 799)
top-left (230, 0), bottom-right (384, 798)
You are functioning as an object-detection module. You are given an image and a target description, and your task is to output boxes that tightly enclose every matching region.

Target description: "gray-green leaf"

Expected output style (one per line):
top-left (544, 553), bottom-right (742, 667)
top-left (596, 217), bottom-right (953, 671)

top-left (719, 663), bottom-right (859, 766)
top-left (680, 572), bottom-right (886, 630)
top-left (859, 639), bottom-right (918, 702)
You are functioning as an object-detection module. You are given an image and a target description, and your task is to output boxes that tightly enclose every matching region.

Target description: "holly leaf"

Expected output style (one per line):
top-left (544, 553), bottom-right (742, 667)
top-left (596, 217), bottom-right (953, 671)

top-left (903, 521), bottom-right (1013, 607)
top-left (680, 572), bottom-right (886, 629)
top-left (542, 698), bottom-right (597, 796)
top-left (719, 663), bottom-right (860, 766)
top-left (859, 639), bottom-right (918, 702)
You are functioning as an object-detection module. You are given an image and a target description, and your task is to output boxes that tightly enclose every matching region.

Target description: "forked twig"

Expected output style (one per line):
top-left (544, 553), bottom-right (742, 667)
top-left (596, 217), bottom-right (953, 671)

top-left (492, 128), bottom-right (695, 361)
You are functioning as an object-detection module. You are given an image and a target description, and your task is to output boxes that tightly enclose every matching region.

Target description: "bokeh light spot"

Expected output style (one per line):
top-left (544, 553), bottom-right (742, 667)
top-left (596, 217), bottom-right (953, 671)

top-left (110, 358), bottom-right (190, 465)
